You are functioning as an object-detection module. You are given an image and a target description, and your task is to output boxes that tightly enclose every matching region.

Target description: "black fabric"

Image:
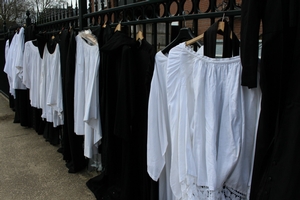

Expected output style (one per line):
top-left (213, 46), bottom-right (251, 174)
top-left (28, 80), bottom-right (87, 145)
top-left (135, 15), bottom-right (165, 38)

top-left (13, 89), bottom-right (32, 127)
top-left (241, 0), bottom-right (300, 199)
top-left (25, 25), bottom-right (37, 42)
top-left (58, 29), bottom-right (71, 162)
top-left (35, 33), bottom-right (48, 59)
top-left (43, 122), bottom-right (61, 146)
top-left (5, 34), bottom-right (15, 110)
top-left (31, 107), bottom-right (44, 135)
top-left (63, 29), bottom-right (87, 173)
top-left (204, 20), bottom-right (239, 58)
top-left (86, 32), bottom-right (158, 200)
top-left (98, 26), bottom-right (113, 157)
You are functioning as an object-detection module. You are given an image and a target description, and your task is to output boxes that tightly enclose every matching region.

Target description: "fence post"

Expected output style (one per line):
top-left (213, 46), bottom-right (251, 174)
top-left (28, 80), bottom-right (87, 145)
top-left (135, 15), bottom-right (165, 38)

top-left (26, 10), bottom-right (31, 27)
top-left (3, 20), bottom-right (6, 33)
top-left (79, 0), bottom-right (88, 30)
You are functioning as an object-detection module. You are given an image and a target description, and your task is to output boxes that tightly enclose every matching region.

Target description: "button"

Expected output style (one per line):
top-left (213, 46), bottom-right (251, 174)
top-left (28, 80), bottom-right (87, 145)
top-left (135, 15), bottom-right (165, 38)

top-left (268, 176), bottom-right (272, 181)
top-left (272, 161), bottom-right (277, 166)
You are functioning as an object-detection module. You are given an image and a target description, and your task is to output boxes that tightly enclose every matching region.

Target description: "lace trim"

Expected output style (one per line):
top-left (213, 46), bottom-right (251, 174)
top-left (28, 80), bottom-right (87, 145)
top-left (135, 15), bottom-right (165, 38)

top-left (179, 179), bottom-right (247, 200)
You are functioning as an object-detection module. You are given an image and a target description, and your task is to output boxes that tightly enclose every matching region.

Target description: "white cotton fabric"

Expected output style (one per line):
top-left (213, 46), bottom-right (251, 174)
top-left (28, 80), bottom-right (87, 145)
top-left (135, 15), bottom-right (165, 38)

top-left (74, 33), bottom-right (102, 159)
top-left (12, 27), bottom-right (26, 90)
top-left (22, 41), bottom-right (43, 108)
top-left (147, 51), bottom-right (175, 200)
top-left (5, 40), bottom-right (9, 61)
top-left (40, 43), bottom-right (64, 127)
top-left (4, 27), bottom-right (27, 98)
top-left (4, 37), bottom-right (15, 97)
top-left (165, 43), bottom-right (261, 200)
top-left (147, 47), bottom-right (204, 200)
top-left (4, 39), bottom-right (15, 98)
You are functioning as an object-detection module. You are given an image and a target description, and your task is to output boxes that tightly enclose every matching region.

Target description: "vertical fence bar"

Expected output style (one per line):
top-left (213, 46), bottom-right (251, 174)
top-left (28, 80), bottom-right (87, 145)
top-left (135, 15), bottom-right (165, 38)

top-left (79, 0), bottom-right (88, 30)
top-left (75, 1), bottom-right (79, 28)
top-left (65, 3), bottom-right (68, 19)
top-left (142, 24), bottom-right (146, 40)
top-left (153, 22), bottom-right (157, 51)
top-left (210, 0), bottom-right (216, 25)
top-left (101, 0), bottom-right (105, 10)
top-left (229, 0), bottom-right (235, 30)
top-left (95, 0), bottom-right (98, 12)
top-left (3, 20), bottom-right (6, 32)
top-left (26, 10), bottom-right (31, 27)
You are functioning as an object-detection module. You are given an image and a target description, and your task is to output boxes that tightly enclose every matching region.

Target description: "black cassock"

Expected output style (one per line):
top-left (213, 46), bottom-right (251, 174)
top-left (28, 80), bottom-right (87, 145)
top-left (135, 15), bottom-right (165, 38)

top-left (86, 30), bottom-right (158, 200)
top-left (59, 29), bottom-right (87, 173)
top-left (241, 0), bottom-right (300, 199)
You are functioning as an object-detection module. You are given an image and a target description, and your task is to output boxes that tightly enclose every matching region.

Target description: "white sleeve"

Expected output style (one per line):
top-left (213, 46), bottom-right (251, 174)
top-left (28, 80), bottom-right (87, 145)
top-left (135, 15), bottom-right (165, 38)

top-left (40, 45), bottom-right (47, 118)
top-left (74, 36), bottom-right (85, 135)
top-left (5, 40), bottom-right (9, 60)
top-left (83, 48), bottom-right (102, 143)
top-left (47, 47), bottom-right (63, 117)
top-left (16, 28), bottom-right (25, 80)
top-left (22, 43), bottom-right (31, 88)
top-left (147, 55), bottom-right (169, 181)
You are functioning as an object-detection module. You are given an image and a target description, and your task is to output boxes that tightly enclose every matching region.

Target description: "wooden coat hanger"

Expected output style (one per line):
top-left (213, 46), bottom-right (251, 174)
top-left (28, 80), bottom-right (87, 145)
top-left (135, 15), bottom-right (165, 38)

top-left (136, 30), bottom-right (144, 41)
top-left (114, 20), bottom-right (122, 32)
top-left (185, 19), bottom-right (231, 46)
top-left (136, 17), bottom-right (144, 41)
top-left (102, 20), bottom-right (107, 28)
top-left (186, 0), bottom-right (231, 46)
top-left (136, 20), bottom-right (144, 41)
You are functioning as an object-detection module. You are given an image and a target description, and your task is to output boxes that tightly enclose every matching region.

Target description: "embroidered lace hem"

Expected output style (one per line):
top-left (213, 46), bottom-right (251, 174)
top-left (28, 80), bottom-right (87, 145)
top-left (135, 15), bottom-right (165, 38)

top-left (179, 179), bottom-right (247, 200)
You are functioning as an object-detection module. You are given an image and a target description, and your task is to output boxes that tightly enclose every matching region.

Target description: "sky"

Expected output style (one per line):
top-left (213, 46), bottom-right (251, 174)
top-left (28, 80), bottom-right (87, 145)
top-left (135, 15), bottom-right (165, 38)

top-left (66, 0), bottom-right (90, 7)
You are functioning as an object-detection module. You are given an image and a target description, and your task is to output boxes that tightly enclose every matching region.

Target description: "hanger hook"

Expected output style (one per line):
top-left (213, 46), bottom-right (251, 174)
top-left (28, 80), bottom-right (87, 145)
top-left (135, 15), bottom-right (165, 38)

top-left (137, 16), bottom-right (142, 31)
top-left (182, 10), bottom-right (189, 28)
top-left (221, 0), bottom-right (226, 21)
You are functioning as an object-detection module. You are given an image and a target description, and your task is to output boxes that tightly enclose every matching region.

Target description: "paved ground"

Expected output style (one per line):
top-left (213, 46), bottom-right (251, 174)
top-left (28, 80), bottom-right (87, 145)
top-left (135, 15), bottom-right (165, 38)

top-left (0, 93), bottom-right (97, 200)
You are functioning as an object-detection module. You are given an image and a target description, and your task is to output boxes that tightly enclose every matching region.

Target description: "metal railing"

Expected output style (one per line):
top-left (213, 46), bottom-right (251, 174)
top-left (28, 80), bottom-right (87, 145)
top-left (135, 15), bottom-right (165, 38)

top-left (34, 0), bottom-right (242, 49)
top-left (0, 0), bottom-right (242, 96)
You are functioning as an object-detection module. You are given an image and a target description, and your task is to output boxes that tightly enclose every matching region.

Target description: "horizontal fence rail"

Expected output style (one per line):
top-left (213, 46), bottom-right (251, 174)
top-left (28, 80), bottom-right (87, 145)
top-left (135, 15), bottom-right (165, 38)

top-left (0, 0), bottom-right (242, 100)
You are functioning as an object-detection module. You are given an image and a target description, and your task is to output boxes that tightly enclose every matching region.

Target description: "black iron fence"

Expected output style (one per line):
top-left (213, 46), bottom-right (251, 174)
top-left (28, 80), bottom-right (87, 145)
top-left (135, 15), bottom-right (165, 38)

top-left (0, 0), bottom-right (242, 96)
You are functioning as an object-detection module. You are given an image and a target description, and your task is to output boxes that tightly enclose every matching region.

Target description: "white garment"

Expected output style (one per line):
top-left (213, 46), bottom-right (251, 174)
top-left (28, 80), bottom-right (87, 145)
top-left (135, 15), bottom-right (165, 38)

top-left (166, 43), bottom-right (261, 200)
top-left (147, 51), bottom-right (175, 200)
top-left (4, 39), bottom-right (15, 97)
top-left (148, 47), bottom-right (203, 200)
top-left (12, 27), bottom-right (26, 90)
top-left (5, 40), bottom-right (9, 62)
top-left (22, 41), bottom-right (43, 108)
top-left (4, 28), bottom-right (27, 97)
top-left (40, 43), bottom-right (64, 127)
top-left (4, 38), bottom-right (14, 97)
top-left (74, 32), bottom-right (102, 159)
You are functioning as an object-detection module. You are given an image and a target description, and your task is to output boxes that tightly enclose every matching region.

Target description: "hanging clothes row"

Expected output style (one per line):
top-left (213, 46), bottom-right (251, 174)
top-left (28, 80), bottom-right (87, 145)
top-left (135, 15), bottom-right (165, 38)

top-left (3, 25), bottom-right (87, 172)
top-left (3, 18), bottom-right (263, 200)
top-left (147, 20), bottom-right (262, 200)
top-left (241, 0), bottom-right (300, 199)
top-left (3, 22), bottom-right (159, 199)
top-left (86, 24), bottom-right (158, 200)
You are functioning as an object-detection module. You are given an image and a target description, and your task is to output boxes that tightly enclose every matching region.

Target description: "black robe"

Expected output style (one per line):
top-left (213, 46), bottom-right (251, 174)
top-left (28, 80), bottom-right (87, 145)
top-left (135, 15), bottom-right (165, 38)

top-left (86, 30), bottom-right (157, 200)
top-left (62, 29), bottom-right (87, 173)
top-left (241, 0), bottom-right (300, 199)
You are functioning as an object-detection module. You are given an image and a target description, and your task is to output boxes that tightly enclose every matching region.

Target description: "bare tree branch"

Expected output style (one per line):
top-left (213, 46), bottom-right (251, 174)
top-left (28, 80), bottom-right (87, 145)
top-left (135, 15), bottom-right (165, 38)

top-left (0, 0), bottom-right (67, 28)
